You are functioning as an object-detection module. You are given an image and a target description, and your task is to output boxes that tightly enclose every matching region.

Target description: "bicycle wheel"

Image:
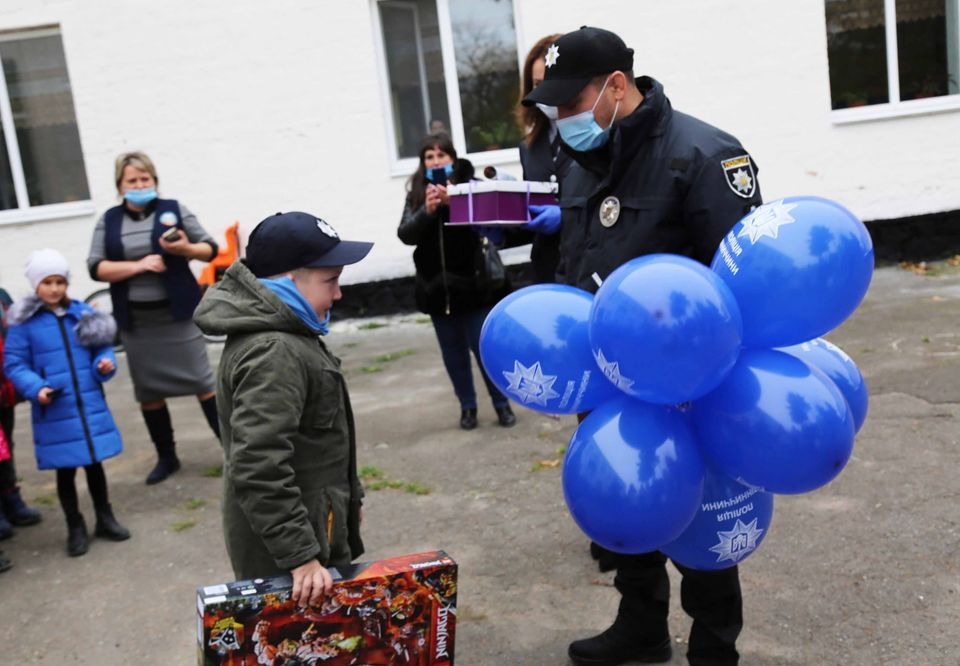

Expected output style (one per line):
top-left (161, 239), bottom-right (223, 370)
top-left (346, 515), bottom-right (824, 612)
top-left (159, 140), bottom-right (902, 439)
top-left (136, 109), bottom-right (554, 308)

top-left (83, 288), bottom-right (123, 349)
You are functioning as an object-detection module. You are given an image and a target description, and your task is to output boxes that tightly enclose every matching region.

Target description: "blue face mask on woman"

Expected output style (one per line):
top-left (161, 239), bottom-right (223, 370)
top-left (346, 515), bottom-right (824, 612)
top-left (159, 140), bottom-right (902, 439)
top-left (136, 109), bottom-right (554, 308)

top-left (124, 188), bottom-right (158, 206)
top-left (556, 77), bottom-right (620, 152)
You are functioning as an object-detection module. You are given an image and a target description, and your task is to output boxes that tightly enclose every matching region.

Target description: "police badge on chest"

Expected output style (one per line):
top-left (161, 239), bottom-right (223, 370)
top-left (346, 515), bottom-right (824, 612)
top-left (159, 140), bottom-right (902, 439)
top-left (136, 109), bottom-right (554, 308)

top-left (599, 196), bottom-right (621, 227)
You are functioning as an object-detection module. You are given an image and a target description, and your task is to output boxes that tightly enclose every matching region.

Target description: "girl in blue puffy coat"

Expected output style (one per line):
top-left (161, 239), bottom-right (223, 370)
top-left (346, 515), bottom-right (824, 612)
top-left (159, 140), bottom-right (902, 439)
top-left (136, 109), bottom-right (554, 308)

top-left (3, 249), bottom-right (130, 557)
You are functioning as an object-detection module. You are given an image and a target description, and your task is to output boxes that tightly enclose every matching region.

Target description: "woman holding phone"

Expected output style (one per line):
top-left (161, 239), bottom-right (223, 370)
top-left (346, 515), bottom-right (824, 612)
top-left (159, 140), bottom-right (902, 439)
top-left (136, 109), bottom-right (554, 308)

top-left (86, 151), bottom-right (221, 485)
top-left (398, 132), bottom-right (515, 431)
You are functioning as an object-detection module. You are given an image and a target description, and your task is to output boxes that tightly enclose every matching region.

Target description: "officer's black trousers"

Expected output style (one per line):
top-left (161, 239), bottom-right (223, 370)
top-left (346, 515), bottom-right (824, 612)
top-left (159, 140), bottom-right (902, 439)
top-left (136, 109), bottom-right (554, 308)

top-left (607, 549), bottom-right (742, 665)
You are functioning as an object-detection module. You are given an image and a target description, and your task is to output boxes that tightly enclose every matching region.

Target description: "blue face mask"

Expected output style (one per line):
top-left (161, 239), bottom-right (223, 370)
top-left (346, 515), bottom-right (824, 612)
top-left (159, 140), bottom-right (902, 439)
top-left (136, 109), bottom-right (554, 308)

top-left (425, 163), bottom-right (454, 183)
top-left (556, 77), bottom-right (620, 152)
top-left (123, 188), bottom-right (158, 207)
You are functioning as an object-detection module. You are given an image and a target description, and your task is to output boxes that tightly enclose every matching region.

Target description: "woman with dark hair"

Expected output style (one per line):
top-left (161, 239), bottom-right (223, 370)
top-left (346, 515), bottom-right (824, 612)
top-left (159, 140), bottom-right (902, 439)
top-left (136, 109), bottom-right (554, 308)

top-left (398, 133), bottom-right (515, 430)
top-left (87, 151), bottom-right (221, 485)
top-left (516, 33), bottom-right (572, 283)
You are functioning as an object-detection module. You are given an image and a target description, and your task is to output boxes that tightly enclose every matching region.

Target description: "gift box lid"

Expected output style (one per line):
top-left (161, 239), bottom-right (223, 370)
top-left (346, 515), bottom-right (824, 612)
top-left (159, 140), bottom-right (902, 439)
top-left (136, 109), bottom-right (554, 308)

top-left (447, 180), bottom-right (558, 196)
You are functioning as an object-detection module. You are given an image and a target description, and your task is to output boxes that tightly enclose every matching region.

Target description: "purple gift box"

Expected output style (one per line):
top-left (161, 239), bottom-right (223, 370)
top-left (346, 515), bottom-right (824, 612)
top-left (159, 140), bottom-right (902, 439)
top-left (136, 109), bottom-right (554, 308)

top-left (446, 180), bottom-right (558, 225)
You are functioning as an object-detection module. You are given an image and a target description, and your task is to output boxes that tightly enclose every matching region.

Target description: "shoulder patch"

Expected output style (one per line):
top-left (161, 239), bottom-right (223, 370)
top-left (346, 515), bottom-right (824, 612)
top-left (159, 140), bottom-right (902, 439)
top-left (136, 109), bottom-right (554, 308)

top-left (721, 155), bottom-right (756, 199)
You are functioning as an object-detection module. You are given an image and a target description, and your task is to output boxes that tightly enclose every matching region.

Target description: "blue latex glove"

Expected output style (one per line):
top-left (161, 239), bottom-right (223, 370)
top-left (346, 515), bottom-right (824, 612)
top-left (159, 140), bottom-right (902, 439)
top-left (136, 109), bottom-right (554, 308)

top-left (475, 225), bottom-right (504, 246)
top-left (525, 204), bottom-right (561, 235)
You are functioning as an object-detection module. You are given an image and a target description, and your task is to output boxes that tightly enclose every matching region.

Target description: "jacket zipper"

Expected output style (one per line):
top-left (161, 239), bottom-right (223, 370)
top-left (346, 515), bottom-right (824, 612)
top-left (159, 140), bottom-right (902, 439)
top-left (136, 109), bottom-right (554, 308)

top-left (56, 316), bottom-right (97, 464)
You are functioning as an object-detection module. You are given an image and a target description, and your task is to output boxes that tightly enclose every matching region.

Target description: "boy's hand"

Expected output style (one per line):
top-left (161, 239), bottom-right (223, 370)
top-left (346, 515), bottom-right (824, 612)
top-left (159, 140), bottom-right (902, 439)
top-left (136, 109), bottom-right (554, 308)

top-left (37, 387), bottom-right (55, 405)
top-left (97, 358), bottom-right (115, 374)
top-left (291, 559), bottom-right (333, 607)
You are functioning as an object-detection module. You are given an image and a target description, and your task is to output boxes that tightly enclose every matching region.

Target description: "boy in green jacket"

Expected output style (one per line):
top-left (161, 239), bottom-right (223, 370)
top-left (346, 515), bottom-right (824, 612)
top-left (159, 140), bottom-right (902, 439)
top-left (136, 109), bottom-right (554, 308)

top-left (194, 211), bottom-right (372, 607)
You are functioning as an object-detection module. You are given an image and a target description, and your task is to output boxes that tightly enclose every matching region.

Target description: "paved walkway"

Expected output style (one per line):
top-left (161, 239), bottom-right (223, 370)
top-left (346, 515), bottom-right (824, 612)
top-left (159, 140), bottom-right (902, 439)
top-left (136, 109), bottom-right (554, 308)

top-left (1, 263), bottom-right (959, 665)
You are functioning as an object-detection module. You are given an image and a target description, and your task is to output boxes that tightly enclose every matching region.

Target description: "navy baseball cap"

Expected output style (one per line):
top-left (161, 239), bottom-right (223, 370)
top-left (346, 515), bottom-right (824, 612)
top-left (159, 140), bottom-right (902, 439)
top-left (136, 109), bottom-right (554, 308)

top-left (522, 26), bottom-right (634, 107)
top-left (245, 211), bottom-right (373, 277)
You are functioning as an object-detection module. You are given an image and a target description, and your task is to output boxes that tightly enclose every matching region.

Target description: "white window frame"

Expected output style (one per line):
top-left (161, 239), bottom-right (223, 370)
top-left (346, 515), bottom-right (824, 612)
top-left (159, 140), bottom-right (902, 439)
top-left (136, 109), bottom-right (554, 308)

top-left (370, 0), bottom-right (524, 176)
top-left (0, 27), bottom-right (95, 226)
top-left (831, 0), bottom-right (960, 124)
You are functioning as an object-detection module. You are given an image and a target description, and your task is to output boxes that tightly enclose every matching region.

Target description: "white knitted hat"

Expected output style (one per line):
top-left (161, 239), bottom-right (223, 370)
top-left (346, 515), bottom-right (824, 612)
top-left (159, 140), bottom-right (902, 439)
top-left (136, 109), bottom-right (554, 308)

top-left (25, 248), bottom-right (71, 290)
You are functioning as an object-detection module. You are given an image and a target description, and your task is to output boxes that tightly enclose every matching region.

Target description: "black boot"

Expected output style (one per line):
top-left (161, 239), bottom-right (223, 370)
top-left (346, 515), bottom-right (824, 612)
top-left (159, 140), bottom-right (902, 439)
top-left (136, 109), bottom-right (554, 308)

top-left (0, 511), bottom-right (12, 540)
top-left (568, 629), bottom-right (672, 666)
top-left (66, 514), bottom-right (89, 557)
top-left (142, 407), bottom-right (180, 485)
top-left (94, 504), bottom-right (131, 541)
top-left (145, 456), bottom-right (181, 485)
top-left (495, 404), bottom-right (516, 427)
top-left (1, 486), bottom-right (43, 526)
top-left (199, 395), bottom-right (221, 441)
top-left (459, 408), bottom-right (478, 430)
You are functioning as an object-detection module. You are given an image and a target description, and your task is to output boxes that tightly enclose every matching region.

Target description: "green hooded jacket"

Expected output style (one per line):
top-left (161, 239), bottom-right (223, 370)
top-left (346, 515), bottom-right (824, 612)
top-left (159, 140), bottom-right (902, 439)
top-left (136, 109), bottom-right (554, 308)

top-left (194, 261), bottom-right (363, 580)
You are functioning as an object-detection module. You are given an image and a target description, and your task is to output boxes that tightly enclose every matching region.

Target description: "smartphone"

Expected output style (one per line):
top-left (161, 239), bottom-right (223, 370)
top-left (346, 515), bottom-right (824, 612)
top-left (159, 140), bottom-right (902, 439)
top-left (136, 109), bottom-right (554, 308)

top-left (48, 387), bottom-right (65, 398)
top-left (426, 166), bottom-right (449, 186)
top-left (161, 227), bottom-right (183, 242)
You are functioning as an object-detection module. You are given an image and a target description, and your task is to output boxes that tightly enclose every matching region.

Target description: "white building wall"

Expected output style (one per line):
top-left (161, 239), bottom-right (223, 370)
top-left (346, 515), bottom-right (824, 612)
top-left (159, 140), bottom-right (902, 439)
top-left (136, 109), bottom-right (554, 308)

top-left (0, 0), bottom-right (958, 301)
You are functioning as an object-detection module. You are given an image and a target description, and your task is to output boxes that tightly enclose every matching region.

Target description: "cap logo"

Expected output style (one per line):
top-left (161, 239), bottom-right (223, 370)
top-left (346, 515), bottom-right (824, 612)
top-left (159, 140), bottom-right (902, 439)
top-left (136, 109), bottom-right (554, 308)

top-left (545, 43), bottom-right (559, 68)
top-left (316, 218), bottom-right (339, 239)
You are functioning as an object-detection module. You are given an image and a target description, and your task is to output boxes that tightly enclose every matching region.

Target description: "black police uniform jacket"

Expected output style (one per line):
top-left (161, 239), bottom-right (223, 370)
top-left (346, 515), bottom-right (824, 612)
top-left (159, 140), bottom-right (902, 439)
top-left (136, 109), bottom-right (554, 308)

top-left (558, 76), bottom-right (763, 291)
top-left (519, 129), bottom-right (574, 283)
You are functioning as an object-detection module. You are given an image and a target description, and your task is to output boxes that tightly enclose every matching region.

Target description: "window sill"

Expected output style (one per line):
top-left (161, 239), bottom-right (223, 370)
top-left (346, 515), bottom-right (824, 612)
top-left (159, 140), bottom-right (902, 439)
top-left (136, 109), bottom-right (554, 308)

top-left (0, 200), bottom-right (97, 226)
top-left (831, 95), bottom-right (960, 124)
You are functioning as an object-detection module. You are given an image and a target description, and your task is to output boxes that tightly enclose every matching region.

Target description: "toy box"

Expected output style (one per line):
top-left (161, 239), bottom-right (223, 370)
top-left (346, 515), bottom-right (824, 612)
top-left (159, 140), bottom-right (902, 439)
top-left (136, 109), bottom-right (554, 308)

top-left (447, 180), bottom-right (558, 225)
top-left (197, 550), bottom-right (457, 665)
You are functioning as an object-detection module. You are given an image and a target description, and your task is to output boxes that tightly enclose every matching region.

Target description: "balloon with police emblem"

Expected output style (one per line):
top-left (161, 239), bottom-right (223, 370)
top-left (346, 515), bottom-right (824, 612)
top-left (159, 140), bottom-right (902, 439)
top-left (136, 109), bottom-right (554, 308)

top-left (562, 396), bottom-right (706, 554)
top-left (777, 338), bottom-right (869, 433)
top-left (661, 467), bottom-right (774, 570)
top-left (711, 196), bottom-right (874, 348)
top-left (691, 348), bottom-right (856, 495)
top-left (479, 284), bottom-right (620, 414)
top-left (588, 254), bottom-right (743, 405)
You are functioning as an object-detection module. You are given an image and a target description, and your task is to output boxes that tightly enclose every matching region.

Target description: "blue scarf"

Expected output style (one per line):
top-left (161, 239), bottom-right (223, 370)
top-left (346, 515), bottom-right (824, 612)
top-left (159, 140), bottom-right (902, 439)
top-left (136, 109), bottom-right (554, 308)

top-left (259, 277), bottom-right (330, 335)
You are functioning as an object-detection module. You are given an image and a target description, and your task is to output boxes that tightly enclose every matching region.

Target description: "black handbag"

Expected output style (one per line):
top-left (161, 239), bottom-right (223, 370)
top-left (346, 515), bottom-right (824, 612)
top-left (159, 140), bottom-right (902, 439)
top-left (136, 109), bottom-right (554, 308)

top-left (476, 236), bottom-right (506, 292)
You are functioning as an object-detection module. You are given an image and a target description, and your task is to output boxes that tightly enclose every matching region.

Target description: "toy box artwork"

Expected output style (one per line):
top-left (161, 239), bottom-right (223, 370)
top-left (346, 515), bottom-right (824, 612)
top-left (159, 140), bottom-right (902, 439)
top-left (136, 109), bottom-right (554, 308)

top-left (197, 550), bottom-right (457, 666)
top-left (447, 180), bottom-right (558, 225)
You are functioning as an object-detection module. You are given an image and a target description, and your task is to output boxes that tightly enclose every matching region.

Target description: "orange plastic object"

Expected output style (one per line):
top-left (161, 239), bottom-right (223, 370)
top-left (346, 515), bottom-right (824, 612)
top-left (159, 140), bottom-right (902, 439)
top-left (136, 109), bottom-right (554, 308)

top-left (199, 221), bottom-right (241, 287)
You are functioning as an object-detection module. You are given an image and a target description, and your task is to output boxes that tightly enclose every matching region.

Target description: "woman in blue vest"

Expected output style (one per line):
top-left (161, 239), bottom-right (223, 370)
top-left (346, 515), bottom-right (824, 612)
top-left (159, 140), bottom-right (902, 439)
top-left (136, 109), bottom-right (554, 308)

top-left (86, 151), bottom-right (220, 485)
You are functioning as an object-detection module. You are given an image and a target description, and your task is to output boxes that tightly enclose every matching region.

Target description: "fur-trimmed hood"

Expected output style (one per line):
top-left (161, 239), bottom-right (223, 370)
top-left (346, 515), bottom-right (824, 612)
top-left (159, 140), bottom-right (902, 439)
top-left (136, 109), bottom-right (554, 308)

top-left (7, 295), bottom-right (117, 348)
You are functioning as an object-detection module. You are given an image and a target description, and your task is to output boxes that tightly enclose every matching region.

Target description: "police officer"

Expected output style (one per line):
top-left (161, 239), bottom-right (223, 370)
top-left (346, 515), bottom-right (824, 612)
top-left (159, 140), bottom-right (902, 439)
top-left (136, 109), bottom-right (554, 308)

top-left (523, 26), bottom-right (763, 666)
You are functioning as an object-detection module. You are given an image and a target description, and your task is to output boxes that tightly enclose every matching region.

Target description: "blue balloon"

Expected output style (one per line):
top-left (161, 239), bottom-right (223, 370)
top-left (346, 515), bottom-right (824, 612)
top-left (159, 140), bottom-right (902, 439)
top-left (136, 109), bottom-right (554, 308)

top-left (692, 348), bottom-right (856, 494)
top-left (777, 338), bottom-right (869, 433)
top-left (562, 396), bottom-right (706, 554)
top-left (589, 254), bottom-right (743, 404)
top-left (711, 196), bottom-right (874, 348)
top-left (661, 467), bottom-right (774, 570)
top-left (479, 284), bottom-right (621, 414)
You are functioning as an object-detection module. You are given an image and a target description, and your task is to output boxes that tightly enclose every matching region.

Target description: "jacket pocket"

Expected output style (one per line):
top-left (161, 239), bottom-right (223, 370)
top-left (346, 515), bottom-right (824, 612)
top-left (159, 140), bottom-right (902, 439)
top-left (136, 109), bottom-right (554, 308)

top-left (307, 370), bottom-right (342, 430)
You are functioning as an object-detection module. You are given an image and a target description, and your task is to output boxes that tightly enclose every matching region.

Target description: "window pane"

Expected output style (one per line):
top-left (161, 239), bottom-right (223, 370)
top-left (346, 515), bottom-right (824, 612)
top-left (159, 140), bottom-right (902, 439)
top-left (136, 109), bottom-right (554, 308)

top-left (379, 1), bottom-right (450, 159)
top-left (449, 0), bottom-right (522, 153)
top-left (0, 126), bottom-right (16, 210)
top-left (896, 0), bottom-right (959, 100)
top-left (1, 33), bottom-right (90, 206)
top-left (825, 0), bottom-right (891, 108)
